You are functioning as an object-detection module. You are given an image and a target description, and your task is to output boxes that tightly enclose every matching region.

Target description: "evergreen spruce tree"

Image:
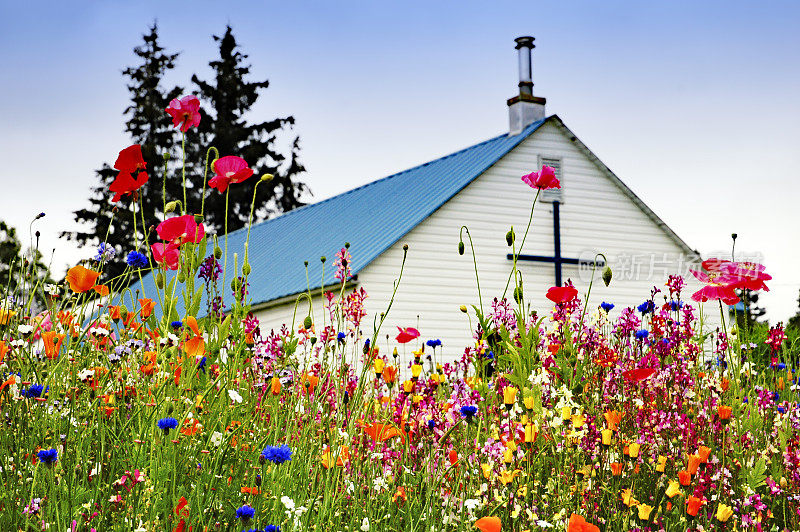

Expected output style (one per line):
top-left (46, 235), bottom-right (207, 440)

top-left (188, 25), bottom-right (309, 236)
top-left (64, 23), bottom-right (182, 279)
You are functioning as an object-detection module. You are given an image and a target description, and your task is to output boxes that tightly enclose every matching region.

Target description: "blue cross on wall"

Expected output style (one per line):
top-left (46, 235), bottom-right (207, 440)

top-left (507, 201), bottom-right (603, 286)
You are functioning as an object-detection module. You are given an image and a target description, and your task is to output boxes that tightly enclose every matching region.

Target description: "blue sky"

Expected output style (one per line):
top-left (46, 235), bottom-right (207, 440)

top-left (1, 0), bottom-right (798, 319)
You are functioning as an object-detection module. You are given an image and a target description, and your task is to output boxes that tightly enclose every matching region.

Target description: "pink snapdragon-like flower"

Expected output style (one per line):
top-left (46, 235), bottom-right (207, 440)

top-left (521, 165), bottom-right (560, 190)
top-left (156, 215), bottom-right (205, 246)
top-left (209, 156), bottom-right (255, 193)
top-left (165, 95), bottom-right (201, 132)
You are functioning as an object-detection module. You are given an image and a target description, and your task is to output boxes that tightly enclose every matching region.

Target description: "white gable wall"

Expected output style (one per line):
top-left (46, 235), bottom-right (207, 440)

top-left (254, 121), bottom-right (716, 363)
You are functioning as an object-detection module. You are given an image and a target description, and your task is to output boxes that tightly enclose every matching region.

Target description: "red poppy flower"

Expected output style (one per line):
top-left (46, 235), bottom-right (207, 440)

top-left (521, 165), bottom-right (560, 190)
top-left (165, 95), bottom-right (201, 132)
top-left (546, 285), bottom-right (578, 304)
top-left (151, 242), bottom-right (180, 270)
top-left (209, 156), bottom-right (255, 193)
top-left (396, 327), bottom-right (420, 344)
top-left (157, 215), bottom-right (206, 246)
top-left (109, 171), bottom-right (149, 203)
top-left (622, 368), bottom-right (656, 382)
top-left (114, 144), bottom-right (147, 173)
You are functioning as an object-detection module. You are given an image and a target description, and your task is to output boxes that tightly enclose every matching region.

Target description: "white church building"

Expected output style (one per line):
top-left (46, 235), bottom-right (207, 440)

top-left (236, 37), bottom-right (704, 358)
top-left (137, 36), bottom-right (708, 361)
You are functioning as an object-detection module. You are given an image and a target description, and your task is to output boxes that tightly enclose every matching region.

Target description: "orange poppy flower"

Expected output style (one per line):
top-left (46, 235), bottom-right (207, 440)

top-left (184, 336), bottom-right (205, 358)
top-left (66, 265), bottom-right (103, 293)
top-left (687, 454), bottom-right (702, 475)
top-left (0, 341), bottom-right (8, 365)
top-left (299, 372), bottom-right (319, 394)
top-left (604, 410), bottom-right (622, 431)
top-left (392, 486), bottom-right (407, 504)
top-left (185, 316), bottom-right (202, 337)
top-left (474, 516), bottom-right (501, 532)
top-left (41, 331), bottom-right (65, 359)
top-left (270, 377), bottom-right (282, 395)
top-left (321, 445), bottom-right (350, 469)
top-left (107, 305), bottom-right (122, 321)
top-left (240, 486), bottom-right (259, 495)
top-left (568, 513), bottom-right (600, 532)
top-left (718, 405), bottom-right (732, 421)
top-left (678, 470), bottom-right (692, 486)
top-left (139, 298), bottom-right (155, 318)
top-left (697, 446), bottom-right (712, 463)
top-left (610, 462), bottom-right (624, 476)
top-left (383, 365), bottom-right (398, 385)
top-left (363, 422), bottom-right (401, 443)
top-left (686, 495), bottom-right (704, 517)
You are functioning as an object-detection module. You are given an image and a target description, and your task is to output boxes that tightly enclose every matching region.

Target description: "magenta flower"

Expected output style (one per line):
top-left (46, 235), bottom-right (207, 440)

top-left (165, 95), bottom-right (201, 133)
top-left (209, 156), bottom-right (255, 193)
top-left (521, 165), bottom-right (560, 190)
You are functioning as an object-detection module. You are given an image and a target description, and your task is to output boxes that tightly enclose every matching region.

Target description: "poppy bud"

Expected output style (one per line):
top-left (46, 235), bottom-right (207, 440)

top-left (260, 174), bottom-right (274, 183)
top-left (460, 305), bottom-right (468, 313)
top-left (178, 272), bottom-right (186, 283)
top-left (242, 263), bottom-right (251, 276)
top-left (402, 244), bottom-right (408, 251)
top-left (164, 201), bottom-right (178, 214)
top-left (309, 337), bottom-right (317, 345)
top-left (167, 404), bottom-right (174, 414)
top-left (602, 266), bottom-right (613, 287)
top-left (320, 256), bottom-right (326, 263)
top-left (458, 241), bottom-right (465, 255)
top-left (255, 474), bottom-right (262, 486)
top-left (214, 247), bottom-right (223, 259)
top-left (156, 272), bottom-right (165, 289)
top-left (230, 278), bottom-right (239, 292)
top-left (513, 286), bottom-right (523, 304)
top-left (119, 306), bottom-right (129, 323)
top-left (506, 229), bottom-right (515, 246)
top-left (163, 152), bottom-right (171, 161)
top-left (193, 214), bottom-right (203, 224)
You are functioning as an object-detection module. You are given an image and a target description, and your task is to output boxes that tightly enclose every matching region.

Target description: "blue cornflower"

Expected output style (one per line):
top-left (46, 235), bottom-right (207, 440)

top-left (235, 505), bottom-right (255, 522)
top-left (125, 251), bottom-right (148, 269)
top-left (637, 301), bottom-right (655, 314)
top-left (170, 321), bottom-right (183, 329)
top-left (743, 397), bottom-right (748, 403)
top-left (260, 444), bottom-right (292, 465)
top-left (264, 526), bottom-right (281, 532)
top-left (776, 363), bottom-right (787, 370)
top-left (197, 357), bottom-right (207, 373)
top-left (337, 332), bottom-right (346, 342)
top-left (37, 448), bottom-right (58, 465)
top-left (600, 302), bottom-right (614, 313)
top-left (426, 339), bottom-right (442, 348)
top-left (427, 419), bottom-right (436, 429)
top-left (460, 405), bottom-right (478, 422)
top-left (21, 384), bottom-right (45, 398)
top-left (773, 392), bottom-right (780, 402)
top-left (483, 351), bottom-right (495, 360)
top-left (157, 417), bottom-right (178, 432)
top-left (93, 243), bottom-right (116, 262)
top-left (778, 407), bottom-right (786, 414)
top-left (635, 329), bottom-right (649, 340)
top-left (669, 300), bottom-right (683, 312)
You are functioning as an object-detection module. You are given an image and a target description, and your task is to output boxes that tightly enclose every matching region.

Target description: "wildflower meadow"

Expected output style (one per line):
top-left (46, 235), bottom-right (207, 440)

top-left (2, 95), bottom-right (799, 532)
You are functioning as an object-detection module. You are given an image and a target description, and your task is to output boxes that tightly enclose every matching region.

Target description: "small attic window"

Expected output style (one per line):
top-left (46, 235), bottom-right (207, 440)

top-left (539, 156), bottom-right (563, 203)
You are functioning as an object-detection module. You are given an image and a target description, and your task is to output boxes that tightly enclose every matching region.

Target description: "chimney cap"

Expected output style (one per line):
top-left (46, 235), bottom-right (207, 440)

top-left (514, 36), bottom-right (535, 50)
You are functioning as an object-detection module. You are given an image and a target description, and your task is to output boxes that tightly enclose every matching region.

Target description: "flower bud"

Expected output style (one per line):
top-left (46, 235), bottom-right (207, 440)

top-left (156, 272), bottom-right (165, 289)
top-left (602, 265), bottom-right (613, 287)
top-left (459, 305), bottom-right (468, 313)
top-left (242, 263), bottom-right (251, 276)
top-left (303, 316), bottom-right (313, 330)
top-left (458, 241), bottom-right (465, 255)
top-left (194, 214), bottom-right (203, 224)
top-left (164, 201), bottom-right (178, 214)
top-left (177, 272), bottom-right (186, 283)
top-left (214, 247), bottom-right (223, 259)
top-left (260, 174), bottom-right (274, 183)
top-left (505, 229), bottom-right (515, 247)
top-left (513, 286), bottom-right (523, 304)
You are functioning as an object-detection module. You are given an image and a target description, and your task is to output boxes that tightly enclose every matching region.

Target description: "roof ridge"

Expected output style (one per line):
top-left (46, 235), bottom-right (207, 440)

top-left (223, 125), bottom-right (537, 238)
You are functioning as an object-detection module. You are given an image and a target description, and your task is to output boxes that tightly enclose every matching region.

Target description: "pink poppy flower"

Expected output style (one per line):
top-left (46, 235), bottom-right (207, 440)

top-left (720, 261), bottom-right (771, 292)
top-left (209, 156), bottom-right (255, 193)
top-left (546, 285), bottom-right (578, 304)
top-left (521, 165), bottom-right (560, 190)
top-left (701, 258), bottom-right (730, 272)
top-left (165, 95), bottom-right (201, 133)
top-left (396, 327), bottom-right (420, 344)
top-left (151, 242), bottom-right (180, 270)
top-left (156, 215), bottom-right (205, 246)
top-left (689, 269), bottom-right (740, 305)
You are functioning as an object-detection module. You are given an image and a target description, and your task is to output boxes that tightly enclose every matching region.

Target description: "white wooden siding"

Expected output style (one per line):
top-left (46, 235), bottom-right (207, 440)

top-left (255, 121), bottom-right (717, 362)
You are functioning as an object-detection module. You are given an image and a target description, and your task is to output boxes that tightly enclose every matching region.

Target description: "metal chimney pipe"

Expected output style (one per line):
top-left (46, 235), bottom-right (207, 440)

top-left (515, 36), bottom-right (535, 97)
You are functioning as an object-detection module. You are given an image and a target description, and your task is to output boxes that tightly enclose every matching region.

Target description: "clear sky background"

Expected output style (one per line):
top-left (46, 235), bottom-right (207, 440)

top-left (1, 0), bottom-right (798, 320)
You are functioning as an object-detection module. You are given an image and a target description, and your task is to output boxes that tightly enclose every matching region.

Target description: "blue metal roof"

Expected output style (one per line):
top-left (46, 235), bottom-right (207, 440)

top-left (133, 118), bottom-right (547, 315)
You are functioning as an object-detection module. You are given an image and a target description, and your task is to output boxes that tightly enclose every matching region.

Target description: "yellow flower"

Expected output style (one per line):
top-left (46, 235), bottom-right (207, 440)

top-left (402, 380), bottom-right (414, 393)
top-left (496, 469), bottom-right (521, 485)
top-left (503, 386), bottom-right (519, 405)
top-left (524, 423), bottom-right (537, 443)
top-left (373, 358), bottom-right (385, 376)
top-left (628, 443), bottom-right (641, 458)
top-left (0, 308), bottom-right (16, 325)
top-left (523, 394), bottom-right (536, 410)
top-left (601, 429), bottom-right (613, 445)
top-left (480, 463), bottom-right (492, 479)
top-left (561, 406), bottom-right (571, 420)
top-left (665, 480), bottom-right (681, 499)
top-left (620, 488), bottom-right (639, 507)
top-left (571, 414), bottom-right (585, 429)
top-left (637, 504), bottom-right (654, 520)
top-left (655, 455), bottom-right (667, 473)
top-left (715, 503), bottom-right (734, 522)
top-left (411, 364), bottom-right (423, 379)
top-left (412, 394), bottom-right (423, 404)
top-left (503, 447), bottom-right (514, 464)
